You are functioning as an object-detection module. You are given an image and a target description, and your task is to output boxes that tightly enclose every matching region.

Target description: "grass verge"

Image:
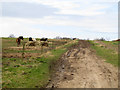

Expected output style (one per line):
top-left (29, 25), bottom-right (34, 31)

top-left (88, 40), bottom-right (118, 67)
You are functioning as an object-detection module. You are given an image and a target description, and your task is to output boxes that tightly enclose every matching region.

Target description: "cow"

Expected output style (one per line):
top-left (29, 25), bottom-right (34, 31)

top-left (16, 36), bottom-right (24, 47)
top-left (19, 36), bottom-right (24, 40)
top-left (73, 38), bottom-right (76, 40)
top-left (40, 38), bottom-right (48, 41)
top-left (29, 37), bottom-right (36, 41)
top-left (29, 37), bottom-right (33, 41)
top-left (32, 38), bottom-right (36, 41)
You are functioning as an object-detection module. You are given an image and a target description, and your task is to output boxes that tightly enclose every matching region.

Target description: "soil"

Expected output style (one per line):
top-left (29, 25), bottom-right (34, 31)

top-left (2, 52), bottom-right (40, 58)
top-left (2, 46), bottom-right (50, 58)
top-left (47, 40), bottom-right (118, 88)
top-left (2, 40), bottom-right (67, 58)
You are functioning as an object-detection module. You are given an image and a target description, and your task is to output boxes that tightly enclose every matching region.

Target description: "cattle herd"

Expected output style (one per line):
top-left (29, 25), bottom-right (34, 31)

top-left (16, 36), bottom-right (48, 47)
top-left (16, 36), bottom-right (77, 47)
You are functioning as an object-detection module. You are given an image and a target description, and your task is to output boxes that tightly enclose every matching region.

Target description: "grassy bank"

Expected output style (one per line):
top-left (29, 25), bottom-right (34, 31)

top-left (2, 40), bottom-right (78, 88)
top-left (102, 40), bottom-right (120, 45)
top-left (88, 40), bottom-right (118, 67)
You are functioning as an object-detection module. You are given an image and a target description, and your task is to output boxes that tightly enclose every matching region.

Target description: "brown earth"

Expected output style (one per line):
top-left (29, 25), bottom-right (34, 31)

top-left (2, 46), bottom-right (50, 58)
top-left (2, 52), bottom-right (41, 58)
top-left (47, 40), bottom-right (118, 88)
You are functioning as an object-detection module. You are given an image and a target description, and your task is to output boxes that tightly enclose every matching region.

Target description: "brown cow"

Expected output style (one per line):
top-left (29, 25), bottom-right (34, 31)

top-left (16, 38), bottom-right (21, 47)
top-left (16, 36), bottom-right (24, 47)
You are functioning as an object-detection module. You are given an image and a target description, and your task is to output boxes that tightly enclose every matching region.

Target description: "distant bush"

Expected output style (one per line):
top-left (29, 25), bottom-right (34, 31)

top-left (94, 37), bottom-right (106, 41)
top-left (54, 36), bottom-right (62, 39)
top-left (8, 34), bottom-right (15, 38)
top-left (99, 37), bottom-right (106, 41)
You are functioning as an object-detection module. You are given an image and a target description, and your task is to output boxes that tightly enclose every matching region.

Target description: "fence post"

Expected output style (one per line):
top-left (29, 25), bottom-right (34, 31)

top-left (41, 45), bottom-right (43, 54)
top-left (22, 41), bottom-right (25, 59)
top-left (52, 41), bottom-right (53, 49)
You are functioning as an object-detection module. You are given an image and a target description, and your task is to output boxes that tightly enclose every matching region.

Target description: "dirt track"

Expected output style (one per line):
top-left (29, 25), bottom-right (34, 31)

top-left (47, 40), bottom-right (118, 88)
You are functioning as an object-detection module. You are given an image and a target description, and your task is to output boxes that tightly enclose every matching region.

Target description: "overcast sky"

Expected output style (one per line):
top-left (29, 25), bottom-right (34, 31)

top-left (0, 0), bottom-right (119, 40)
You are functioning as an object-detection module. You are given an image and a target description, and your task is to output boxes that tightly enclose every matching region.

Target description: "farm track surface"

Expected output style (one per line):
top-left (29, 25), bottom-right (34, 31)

top-left (47, 40), bottom-right (118, 88)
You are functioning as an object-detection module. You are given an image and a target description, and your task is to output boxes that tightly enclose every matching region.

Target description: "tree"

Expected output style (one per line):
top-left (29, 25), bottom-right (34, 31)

top-left (100, 37), bottom-right (106, 41)
top-left (9, 34), bottom-right (15, 38)
top-left (54, 36), bottom-right (62, 39)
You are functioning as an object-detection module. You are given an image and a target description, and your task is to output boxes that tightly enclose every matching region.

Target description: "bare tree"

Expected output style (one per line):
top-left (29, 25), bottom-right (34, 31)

top-left (9, 34), bottom-right (15, 38)
top-left (100, 37), bottom-right (106, 41)
top-left (54, 36), bottom-right (62, 39)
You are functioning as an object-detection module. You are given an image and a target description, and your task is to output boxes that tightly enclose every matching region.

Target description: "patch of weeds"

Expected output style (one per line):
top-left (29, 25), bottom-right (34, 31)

top-left (36, 57), bottom-right (47, 63)
top-left (89, 40), bottom-right (118, 67)
top-left (95, 43), bottom-right (100, 45)
top-left (14, 65), bottom-right (20, 67)
top-left (9, 58), bottom-right (17, 61)
top-left (5, 67), bottom-right (17, 72)
top-left (21, 62), bottom-right (27, 65)
top-left (112, 42), bottom-right (118, 45)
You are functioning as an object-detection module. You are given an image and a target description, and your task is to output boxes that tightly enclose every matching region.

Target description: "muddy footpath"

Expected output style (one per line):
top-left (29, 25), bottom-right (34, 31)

top-left (46, 40), bottom-right (118, 88)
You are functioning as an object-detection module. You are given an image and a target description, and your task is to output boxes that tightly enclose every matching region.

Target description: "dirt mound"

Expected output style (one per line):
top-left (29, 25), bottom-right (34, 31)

top-left (47, 40), bottom-right (118, 88)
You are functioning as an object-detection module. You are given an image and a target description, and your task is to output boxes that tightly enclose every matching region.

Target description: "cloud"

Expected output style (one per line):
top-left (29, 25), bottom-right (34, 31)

top-left (1, 0), bottom-right (119, 3)
top-left (40, 1), bottom-right (111, 16)
top-left (1, 0), bottom-right (118, 16)
top-left (0, 0), bottom-right (118, 40)
top-left (1, 11), bottom-right (117, 34)
top-left (2, 2), bottom-right (58, 18)
top-left (1, 17), bottom-right (67, 38)
top-left (29, 0), bottom-right (117, 16)
top-left (26, 14), bottom-right (117, 33)
top-left (1, 16), bottom-right (118, 40)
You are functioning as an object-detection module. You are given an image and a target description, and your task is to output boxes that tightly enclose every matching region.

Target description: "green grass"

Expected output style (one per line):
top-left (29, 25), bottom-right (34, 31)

top-left (2, 39), bottom-right (78, 88)
top-left (102, 40), bottom-right (120, 45)
top-left (2, 38), bottom-right (68, 53)
top-left (3, 58), bottom-right (50, 88)
top-left (2, 38), bottom-right (28, 48)
top-left (88, 40), bottom-right (118, 67)
top-left (3, 55), bottom-right (55, 88)
top-left (112, 41), bottom-right (120, 45)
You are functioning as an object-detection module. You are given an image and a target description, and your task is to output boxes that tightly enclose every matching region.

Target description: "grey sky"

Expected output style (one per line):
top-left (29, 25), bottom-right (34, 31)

top-left (2, 2), bottom-right (58, 18)
top-left (0, 0), bottom-right (118, 40)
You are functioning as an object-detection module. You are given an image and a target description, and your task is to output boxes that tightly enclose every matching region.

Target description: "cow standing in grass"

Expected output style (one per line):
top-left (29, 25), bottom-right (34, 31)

top-left (29, 37), bottom-right (33, 41)
top-left (40, 38), bottom-right (48, 41)
top-left (16, 36), bottom-right (24, 47)
top-left (29, 37), bottom-right (36, 41)
top-left (73, 38), bottom-right (76, 40)
top-left (40, 38), bottom-right (48, 47)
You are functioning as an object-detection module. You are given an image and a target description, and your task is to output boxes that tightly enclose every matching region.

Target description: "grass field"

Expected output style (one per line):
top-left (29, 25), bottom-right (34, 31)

top-left (2, 38), bottom-right (119, 88)
top-left (102, 40), bottom-right (119, 45)
top-left (88, 40), bottom-right (119, 67)
top-left (2, 38), bottom-right (78, 88)
top-left (2, 38), bottom-right (69, 58)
